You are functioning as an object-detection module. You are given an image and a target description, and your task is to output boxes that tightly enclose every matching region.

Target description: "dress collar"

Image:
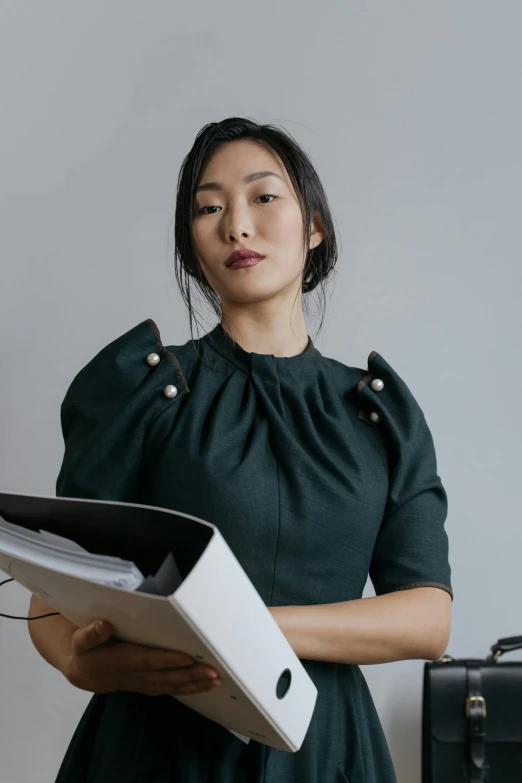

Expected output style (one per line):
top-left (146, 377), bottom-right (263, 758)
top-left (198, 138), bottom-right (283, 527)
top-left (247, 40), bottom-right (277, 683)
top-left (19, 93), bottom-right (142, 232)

top-left (202, 322), bottom-right (321, 374)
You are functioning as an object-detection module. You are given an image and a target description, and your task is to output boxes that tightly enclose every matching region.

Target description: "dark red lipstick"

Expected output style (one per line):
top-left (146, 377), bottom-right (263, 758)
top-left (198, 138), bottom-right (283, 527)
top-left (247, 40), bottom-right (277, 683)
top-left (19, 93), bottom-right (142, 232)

top-left (225, 249), bottom-right (265, 269)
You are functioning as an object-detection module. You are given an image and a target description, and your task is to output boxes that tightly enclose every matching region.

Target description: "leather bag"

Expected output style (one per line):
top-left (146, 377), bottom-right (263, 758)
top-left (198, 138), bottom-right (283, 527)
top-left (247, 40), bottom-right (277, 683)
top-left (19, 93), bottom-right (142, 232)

top-left (422, 636), bottom-right (522, 782)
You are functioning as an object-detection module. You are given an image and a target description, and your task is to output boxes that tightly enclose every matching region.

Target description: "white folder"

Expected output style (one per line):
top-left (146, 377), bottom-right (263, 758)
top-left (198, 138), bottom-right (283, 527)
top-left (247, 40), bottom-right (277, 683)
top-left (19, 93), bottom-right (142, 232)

top-left (0, 491), bottom-right (318, 752)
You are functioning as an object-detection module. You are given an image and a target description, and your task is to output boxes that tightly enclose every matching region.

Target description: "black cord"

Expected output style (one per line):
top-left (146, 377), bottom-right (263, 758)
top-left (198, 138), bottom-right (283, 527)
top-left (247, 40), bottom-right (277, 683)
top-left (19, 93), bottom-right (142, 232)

top-left (0, 578), bottom-right (60, 620)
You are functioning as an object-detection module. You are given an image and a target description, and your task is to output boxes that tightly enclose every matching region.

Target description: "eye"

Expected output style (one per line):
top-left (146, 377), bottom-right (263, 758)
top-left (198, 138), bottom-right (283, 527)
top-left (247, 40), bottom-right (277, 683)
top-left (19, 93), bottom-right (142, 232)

top-left (257, 193), bottom-right (277, 204)
top-left (196, 193), bottom-right (278, 215)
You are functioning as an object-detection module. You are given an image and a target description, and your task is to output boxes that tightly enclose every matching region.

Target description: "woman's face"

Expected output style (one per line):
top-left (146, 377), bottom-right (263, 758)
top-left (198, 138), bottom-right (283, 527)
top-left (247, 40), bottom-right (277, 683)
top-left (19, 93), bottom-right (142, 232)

top-left (192, 139), bottom-right (323, 306)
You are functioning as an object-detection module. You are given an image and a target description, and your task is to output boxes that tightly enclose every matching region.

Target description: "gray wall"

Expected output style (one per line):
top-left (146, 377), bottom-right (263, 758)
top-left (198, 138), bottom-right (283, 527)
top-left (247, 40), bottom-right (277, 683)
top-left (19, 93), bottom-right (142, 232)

top-left (1, 2), bottom-right (521, 781)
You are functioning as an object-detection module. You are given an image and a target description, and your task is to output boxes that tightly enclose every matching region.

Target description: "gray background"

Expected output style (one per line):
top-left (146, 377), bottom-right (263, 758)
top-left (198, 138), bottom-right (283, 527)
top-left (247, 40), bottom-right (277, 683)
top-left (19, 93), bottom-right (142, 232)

top-left (1, 2), bottom-right (521, 781)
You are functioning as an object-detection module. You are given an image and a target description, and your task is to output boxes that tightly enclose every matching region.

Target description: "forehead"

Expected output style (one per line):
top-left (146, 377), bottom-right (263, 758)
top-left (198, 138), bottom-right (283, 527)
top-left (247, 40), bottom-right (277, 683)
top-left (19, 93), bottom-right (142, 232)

top-left (197, 139), bottom-right (290, 188)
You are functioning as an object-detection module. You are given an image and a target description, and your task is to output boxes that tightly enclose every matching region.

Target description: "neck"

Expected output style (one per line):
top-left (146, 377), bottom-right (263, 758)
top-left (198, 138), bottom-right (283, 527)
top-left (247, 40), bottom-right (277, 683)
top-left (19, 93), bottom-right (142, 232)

top-left (219, 309), bottom-right (309, 358)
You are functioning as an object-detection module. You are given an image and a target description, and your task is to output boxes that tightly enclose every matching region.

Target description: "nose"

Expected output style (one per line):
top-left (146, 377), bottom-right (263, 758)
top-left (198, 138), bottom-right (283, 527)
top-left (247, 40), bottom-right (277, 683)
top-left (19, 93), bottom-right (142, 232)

top-left (225, 200), bottom-right (253, 243)
top-left (228, 230), bottom-right (248, 241)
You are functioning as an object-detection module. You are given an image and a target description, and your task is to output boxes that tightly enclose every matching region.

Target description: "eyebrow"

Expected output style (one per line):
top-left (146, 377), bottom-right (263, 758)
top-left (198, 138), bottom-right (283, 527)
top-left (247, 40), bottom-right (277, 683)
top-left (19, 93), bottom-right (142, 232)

top-left (195, 170), bottom-right (284, 193)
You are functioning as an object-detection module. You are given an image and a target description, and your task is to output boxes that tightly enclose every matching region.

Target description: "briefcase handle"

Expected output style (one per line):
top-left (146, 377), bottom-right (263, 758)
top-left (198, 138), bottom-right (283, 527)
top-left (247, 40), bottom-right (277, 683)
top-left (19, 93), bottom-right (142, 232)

top-left (487, 635), bottom-right (522, 662)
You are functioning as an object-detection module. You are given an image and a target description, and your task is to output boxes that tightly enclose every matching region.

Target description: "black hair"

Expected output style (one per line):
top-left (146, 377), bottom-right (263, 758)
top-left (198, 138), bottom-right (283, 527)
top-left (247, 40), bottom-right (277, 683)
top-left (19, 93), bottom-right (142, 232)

top-left (171, 116), bottom-right (339, 357)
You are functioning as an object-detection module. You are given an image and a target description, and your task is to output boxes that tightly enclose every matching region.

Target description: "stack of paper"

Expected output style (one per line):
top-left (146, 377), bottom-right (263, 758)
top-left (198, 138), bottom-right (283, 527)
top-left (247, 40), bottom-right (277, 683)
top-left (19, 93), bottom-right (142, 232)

top-left (0, 516), bottom-right (144, 588)
top-left (0, 516), bottom-right (183, 595)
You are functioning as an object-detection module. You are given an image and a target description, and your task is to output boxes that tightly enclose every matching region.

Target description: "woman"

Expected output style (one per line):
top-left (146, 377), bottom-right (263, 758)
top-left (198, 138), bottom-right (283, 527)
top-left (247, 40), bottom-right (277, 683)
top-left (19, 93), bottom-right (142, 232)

top-left (28, 117), bottom-right (453, 783)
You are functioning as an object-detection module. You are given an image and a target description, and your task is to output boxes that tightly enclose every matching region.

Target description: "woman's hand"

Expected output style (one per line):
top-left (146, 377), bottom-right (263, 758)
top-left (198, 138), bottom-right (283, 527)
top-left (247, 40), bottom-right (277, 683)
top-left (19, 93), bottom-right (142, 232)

top-left (62, 619), bottom-right (222, 697)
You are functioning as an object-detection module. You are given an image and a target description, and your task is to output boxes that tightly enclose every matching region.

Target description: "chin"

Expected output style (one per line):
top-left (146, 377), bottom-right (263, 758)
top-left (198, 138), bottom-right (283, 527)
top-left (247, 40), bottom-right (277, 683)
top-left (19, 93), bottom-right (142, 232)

top-left (223, 281), bottom-right (287, 304)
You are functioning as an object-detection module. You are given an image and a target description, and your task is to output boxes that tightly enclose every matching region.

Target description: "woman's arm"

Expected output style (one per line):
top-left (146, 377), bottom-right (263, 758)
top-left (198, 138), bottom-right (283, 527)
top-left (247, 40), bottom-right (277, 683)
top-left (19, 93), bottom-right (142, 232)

top-left (27, 594), bottom-right (77, 674)
top-left (269, 586), bottom-right (452, 665)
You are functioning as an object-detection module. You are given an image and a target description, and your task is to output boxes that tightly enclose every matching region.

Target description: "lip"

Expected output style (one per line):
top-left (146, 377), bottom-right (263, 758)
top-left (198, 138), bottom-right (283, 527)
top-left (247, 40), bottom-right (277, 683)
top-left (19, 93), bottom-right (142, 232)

top-left (228, 256), bottom-right (264, 269)
top-left (225, 248), bottom-right (265, 268)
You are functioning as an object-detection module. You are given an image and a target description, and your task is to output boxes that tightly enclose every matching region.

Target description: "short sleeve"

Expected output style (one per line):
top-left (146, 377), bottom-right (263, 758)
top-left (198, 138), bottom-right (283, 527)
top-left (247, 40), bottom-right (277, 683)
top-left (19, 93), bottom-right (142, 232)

top-left (55, 318), bottom-right (190, 503)
top-left (356, 351), bottom-right (453, 601)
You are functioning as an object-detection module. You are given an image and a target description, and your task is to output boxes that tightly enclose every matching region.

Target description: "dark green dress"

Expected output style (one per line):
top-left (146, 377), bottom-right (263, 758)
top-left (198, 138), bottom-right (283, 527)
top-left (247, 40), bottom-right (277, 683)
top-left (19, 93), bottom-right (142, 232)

top-left (54, 317), bottom-right (453, 783)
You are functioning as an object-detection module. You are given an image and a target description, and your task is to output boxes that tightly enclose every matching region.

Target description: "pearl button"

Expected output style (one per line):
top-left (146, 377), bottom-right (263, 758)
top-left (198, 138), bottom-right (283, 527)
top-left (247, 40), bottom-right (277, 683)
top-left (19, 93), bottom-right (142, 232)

top-left (371, 378), bottom-right (384, 392)
top-left (369, 411), bottom-right (380, 423)
top-left (146, 352), bottom-right (161, 366)
top-left (163, 385), bottom-right (178, 398)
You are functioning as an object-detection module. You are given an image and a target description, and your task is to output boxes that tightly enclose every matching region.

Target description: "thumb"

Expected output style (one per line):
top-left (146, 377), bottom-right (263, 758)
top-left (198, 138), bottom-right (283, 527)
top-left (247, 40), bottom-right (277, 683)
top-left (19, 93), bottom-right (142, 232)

top-left (73, 620), bottom-right (112, 655)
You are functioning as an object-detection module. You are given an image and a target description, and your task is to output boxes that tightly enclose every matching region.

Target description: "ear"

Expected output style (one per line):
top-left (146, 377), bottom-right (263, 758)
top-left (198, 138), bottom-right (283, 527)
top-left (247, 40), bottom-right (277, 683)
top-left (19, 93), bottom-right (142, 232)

top-left (309, 213), bottom-right (325, 251)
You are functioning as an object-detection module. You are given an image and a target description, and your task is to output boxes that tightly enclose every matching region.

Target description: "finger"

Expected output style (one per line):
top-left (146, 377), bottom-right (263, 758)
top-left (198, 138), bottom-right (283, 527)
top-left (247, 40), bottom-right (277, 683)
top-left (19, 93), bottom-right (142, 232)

top-left (135, 646), bottom-right (195, 671)
top-left (142, 678), bottom-right (218, 698)
top-left (173, 679), bottom-right (219, 695)
top-left (72, 620), bottom-right (112, 655)
top-left (147, 676), bottom-right (219, 697)
top-left (150, 667), bottom-right (220, 691)
top-left (154, 649), bottom-right (196, 669)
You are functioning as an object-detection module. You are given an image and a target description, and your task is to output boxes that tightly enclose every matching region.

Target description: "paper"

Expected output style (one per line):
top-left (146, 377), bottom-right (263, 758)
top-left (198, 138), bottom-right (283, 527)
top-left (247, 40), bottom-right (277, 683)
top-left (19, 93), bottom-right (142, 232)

top-left (135, 551), bottom-right (183, 596)
top-left (37, 529), bottom-right (90, 552)
top-left (228, 729), bottom-right (251, 744)
top-left (0, 515), bottom-right (145, 590)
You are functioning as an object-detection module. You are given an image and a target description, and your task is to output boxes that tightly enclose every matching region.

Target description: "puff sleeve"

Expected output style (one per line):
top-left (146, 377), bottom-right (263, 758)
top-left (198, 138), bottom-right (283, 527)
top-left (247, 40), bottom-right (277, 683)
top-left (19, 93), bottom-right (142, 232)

top-left (356, 351), bottom-right (453, 601)
top-left (55, 318), bottom-right (190, 503)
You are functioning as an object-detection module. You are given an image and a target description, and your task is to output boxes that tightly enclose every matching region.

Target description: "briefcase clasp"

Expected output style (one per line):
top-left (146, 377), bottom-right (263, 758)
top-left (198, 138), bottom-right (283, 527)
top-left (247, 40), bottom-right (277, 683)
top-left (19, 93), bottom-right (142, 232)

top-left (465, 696), bottom-right (487, 718)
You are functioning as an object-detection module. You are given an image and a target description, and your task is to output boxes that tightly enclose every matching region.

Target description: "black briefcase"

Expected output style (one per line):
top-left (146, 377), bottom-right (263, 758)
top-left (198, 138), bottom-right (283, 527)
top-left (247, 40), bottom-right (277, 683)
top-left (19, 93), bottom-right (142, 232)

top-left (422, 636), bottom-right (522, 782)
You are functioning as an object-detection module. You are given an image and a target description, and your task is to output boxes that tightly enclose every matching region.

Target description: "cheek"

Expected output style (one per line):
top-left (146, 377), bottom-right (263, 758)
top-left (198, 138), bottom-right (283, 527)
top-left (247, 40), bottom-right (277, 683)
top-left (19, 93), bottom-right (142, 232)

top-left (267, 209), bottom-right (305, 261)
top-left (192, 222), bottom-right (212, 252)
top-left (270, 206), bottom-right (303, 236)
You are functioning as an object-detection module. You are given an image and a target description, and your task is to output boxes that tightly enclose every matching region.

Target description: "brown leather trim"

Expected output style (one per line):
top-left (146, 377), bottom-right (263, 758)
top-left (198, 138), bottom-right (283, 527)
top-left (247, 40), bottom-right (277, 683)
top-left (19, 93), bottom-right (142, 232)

top-left (165, 351), bottom-right (190, 394)
top-left (393, 582), bottom-right (454, 601)
top-left (356, 353), bottom-right (381, 423)
top-left (357, 408), bottom-right (378, 426)
top-left (147, 317), bottom-right (164, 352)
top-left (357, 369), bottom-right (375, 424)
top-left (146, 317), bottom-right (190, 394)
top-left (356, 372), bottom-right (371, 395)
top-left (356, 350), bottom-right (379, 394)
